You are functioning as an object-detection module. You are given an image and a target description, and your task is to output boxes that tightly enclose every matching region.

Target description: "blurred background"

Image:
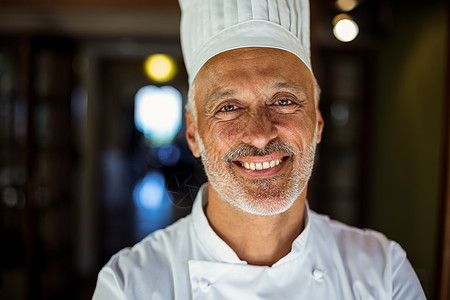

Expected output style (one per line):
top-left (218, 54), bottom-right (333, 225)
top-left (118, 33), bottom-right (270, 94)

top-left (0, 0), bottom-right (448, 299)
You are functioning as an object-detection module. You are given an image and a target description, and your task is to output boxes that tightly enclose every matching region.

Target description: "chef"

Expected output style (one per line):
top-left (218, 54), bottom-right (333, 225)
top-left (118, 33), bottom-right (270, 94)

top-left (93, 0), bottom-right (426, 299)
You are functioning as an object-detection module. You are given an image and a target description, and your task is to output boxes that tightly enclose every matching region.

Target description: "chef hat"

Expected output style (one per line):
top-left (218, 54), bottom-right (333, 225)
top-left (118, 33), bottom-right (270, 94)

top-left (179, 0), bottom-right (312, 85)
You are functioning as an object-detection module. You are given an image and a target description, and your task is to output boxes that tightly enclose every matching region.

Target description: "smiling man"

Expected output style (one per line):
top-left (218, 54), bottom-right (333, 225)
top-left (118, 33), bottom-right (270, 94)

top-left (186, 47), bottom-right (322, 267)
top-left (93, 0), bottom-right (426, 299)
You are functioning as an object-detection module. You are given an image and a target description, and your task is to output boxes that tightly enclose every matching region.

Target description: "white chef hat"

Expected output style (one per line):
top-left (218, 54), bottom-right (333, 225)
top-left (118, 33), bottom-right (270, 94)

top-left (179, 0), bottom-right (312, 85)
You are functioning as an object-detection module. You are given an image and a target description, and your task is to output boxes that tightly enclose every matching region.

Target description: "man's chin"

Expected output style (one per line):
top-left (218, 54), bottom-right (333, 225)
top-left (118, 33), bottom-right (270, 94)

top-left (232, 195), bottom-right (296, 216)
top-left (221, 185), bottom-right (301, 216)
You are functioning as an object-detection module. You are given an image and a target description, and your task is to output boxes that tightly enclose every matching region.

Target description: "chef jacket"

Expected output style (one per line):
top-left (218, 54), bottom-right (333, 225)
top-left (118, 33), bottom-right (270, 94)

top-left (93, 183), bottom-right (426, 299)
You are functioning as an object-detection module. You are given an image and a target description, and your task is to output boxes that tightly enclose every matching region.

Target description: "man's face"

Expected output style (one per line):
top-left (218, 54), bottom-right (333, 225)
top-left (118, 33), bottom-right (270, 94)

top-left (186, 47), bottom-right (324, 215)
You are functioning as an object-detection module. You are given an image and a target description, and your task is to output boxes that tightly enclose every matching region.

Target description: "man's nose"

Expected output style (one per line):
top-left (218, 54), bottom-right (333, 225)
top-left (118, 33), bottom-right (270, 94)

top-left (241, 107), bottom-right (278, 149)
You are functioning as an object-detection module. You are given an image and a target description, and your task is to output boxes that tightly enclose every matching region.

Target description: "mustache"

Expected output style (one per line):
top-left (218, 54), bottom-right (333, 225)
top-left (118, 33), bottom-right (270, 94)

top-left (225, 139), bottom-right (296, 166)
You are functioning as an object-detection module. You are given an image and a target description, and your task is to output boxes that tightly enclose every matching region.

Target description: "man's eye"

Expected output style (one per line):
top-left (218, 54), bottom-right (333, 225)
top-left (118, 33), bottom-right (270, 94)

top-left (275, 99), bottom-right (293, 106)
top-left (220, 104), bottom-right (237, 112)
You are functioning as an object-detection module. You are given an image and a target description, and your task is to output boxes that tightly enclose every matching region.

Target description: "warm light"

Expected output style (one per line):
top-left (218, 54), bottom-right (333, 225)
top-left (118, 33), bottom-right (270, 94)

top-left (335, 0), bottom-right (358, 12)
top-left (134, 85), bottom-right (182, 145)
top-left (333, 17), bottom-right (359, 42)
top-left (144, 54), bottom-right (177, 82)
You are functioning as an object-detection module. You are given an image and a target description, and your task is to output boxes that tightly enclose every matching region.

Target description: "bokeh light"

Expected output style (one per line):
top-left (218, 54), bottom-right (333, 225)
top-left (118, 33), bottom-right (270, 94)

top-left (133, 171), bottom-right (173, 239)
top-left (144, 54), bottom-right (177, 83)
top-left (331, 101), bottom-right (350, 126)
top-left (134, 85), bottom-right (182, 145)
top-left (133, 171), bottom-right (167, 210)
top-left (157, 144), bottom-right (181, 166)
top-left (335, 0), bottom-right (358, 12)
top-left (333, 16), bottom-right (359, 42)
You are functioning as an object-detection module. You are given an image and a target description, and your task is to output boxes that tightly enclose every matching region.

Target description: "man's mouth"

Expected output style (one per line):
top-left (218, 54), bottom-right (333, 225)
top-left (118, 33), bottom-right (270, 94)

top-left (233, 155), bottom-right (289, 171)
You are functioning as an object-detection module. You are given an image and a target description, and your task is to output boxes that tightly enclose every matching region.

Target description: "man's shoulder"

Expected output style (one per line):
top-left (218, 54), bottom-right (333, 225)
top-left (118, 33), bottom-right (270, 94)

top-left (308, 209), bottom-right (402, 257)
top-left (93, 214), bottom-right (195, 299)
top-left (105, 213), bottom-right (193, 274)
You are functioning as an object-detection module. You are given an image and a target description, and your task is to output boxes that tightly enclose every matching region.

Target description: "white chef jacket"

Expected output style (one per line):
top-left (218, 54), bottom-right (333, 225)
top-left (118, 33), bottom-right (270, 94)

top-left (93, 184), bottom-right (426, 300)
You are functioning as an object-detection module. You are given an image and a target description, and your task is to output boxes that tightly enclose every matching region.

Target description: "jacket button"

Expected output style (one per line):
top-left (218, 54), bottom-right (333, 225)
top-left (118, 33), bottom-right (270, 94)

top-left (312, 269), bottom-right (324, 281)
top-left (198, 278), bottom-right (210, 290)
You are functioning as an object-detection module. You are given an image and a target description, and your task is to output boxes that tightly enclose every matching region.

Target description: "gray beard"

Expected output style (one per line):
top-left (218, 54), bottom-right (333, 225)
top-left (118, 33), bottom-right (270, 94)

top-left (197, 129), bottom-right (317, 216)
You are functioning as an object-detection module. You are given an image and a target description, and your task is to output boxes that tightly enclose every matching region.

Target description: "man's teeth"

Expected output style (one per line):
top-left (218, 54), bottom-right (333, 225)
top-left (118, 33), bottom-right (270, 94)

top-left (242, 159), bottom-right (282, 170)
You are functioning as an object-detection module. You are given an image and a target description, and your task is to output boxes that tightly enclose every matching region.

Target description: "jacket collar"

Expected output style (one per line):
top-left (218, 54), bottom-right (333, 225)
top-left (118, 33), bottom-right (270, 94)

top-left (191, 183), bottom-right (311, 266)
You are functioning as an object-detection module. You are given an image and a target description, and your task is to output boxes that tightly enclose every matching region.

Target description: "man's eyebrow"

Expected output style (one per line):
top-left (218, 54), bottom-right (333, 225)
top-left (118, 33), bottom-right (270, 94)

top-left (271, 81), bottom-right (308, 98)
top-left (272, 81), bottom-right (303, 92)
top-left (204, 89), bottom-right (237, 113)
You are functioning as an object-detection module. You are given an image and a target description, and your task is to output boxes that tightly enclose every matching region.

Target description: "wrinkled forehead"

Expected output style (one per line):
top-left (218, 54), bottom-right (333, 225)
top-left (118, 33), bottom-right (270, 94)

top-left (194, 47), bottom-right (315, 97)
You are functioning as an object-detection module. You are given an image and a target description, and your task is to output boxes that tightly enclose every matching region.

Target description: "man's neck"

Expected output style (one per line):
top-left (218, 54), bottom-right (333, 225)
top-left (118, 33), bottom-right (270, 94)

top-left (204, 186), bottom-right (306, 266)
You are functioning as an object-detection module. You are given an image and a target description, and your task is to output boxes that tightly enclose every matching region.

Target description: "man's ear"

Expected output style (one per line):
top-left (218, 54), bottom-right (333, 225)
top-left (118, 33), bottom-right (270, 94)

top-left (315, 108), bottom-right (324, 144)
top-left (185, 111), bottom-right (201, 157)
